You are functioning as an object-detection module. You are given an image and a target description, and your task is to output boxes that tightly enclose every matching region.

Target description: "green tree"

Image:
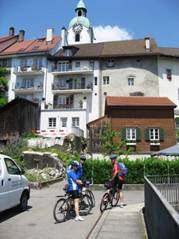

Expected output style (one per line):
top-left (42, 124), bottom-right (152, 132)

top-left (99, 124), bottom-right (129, 156)
top-left (0, 67), bottom-right (9, 107)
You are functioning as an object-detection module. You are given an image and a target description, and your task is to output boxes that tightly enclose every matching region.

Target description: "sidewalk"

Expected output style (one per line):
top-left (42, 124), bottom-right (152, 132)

top-left (88, 203), bottom-right (147, 239)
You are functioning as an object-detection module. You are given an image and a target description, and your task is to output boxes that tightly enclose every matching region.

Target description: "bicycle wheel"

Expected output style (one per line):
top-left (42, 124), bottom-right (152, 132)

top-left (100, 193), bottom-right (109, 213)
top-left (86, 189), bottom-right (95, 207)
top-left (111, 190), bottom-right (119, 207)
top-left (53, 198), bottom-right (69, 223)
top-left (80, 194), bottom-right (92, 215)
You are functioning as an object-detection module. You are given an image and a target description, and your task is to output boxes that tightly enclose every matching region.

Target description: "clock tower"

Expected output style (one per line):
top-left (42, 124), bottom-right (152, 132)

top-left (67, 0), bottom-right (94, 45)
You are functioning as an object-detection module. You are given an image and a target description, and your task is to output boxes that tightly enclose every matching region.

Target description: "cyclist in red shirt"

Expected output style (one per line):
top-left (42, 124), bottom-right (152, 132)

top-left (110, 154), bottom-right (125, 207)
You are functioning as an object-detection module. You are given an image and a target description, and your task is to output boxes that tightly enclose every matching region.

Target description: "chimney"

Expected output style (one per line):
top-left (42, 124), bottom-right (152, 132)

top-left (46, 28), bottom-right (54, 43)
top-left (61, 27), bottom-right (68, 47)
top-left (9, 27), bottom-right (15, 36)
top-left (144, 37), bottom-right (151, 51)
top-left (18, 30), bottom-right (25, 41)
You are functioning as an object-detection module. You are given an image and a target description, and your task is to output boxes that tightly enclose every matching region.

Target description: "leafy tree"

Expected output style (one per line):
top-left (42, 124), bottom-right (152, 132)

top-left (0, 67), bottom-right (9, 107)
top-left (99, 124), bottom-right (129, 156)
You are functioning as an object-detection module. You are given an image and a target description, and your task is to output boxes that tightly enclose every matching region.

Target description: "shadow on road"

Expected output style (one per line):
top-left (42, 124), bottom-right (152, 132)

top-left (0, 205), bottom-right (32, 223)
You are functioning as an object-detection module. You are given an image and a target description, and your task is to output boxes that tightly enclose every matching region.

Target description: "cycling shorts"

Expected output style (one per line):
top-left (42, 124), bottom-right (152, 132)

top-left (69, 190), bottom-right (80, 199)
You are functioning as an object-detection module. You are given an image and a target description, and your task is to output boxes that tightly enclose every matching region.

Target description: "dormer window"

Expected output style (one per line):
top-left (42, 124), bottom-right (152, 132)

top-left (75, 33), bottom-right (80, 42)
top-left (107, 59), bottom-right (115, 67)
top-left (166, 69), bottom-right (172, 80)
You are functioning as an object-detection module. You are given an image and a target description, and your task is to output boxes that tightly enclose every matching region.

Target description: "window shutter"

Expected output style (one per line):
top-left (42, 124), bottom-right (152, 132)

top-left (121, 128), bottom-right (126, 141)
top-left (144, 128), bottom-right (150, 141)
top-left (136, 128), bottom-right (141, 141)
top-left (159, 128), bottom-right (164, 141)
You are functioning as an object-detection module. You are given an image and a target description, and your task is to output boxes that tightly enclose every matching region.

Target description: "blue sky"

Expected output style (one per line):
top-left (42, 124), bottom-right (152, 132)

top-left (0, 0), bottom-right (179, 47)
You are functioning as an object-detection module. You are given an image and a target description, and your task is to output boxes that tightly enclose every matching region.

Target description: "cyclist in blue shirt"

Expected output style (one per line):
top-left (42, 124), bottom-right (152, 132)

top-left (67, 160), bottom-right (84, 221)
top-left (67, 154), bottom-right (86, 179)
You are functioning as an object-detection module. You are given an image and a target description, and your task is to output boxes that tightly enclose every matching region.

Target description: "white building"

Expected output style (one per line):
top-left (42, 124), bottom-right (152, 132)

top-left (1, 0), bottom-right (179, 139)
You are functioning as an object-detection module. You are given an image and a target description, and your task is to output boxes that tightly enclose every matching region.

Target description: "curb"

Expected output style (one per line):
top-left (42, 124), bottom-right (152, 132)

top-left (91, 184), bottom-right (144, 191)
top-left (29, 177), bottom-right (64, 189)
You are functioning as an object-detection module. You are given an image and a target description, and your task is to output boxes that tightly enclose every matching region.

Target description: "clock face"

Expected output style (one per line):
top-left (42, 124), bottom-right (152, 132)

top-left (73, 23), bottom-right (83, 33)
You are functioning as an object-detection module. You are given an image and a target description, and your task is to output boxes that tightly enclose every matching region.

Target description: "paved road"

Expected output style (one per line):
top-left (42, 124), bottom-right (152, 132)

top-left (0, 181), bottom-right (144, 239)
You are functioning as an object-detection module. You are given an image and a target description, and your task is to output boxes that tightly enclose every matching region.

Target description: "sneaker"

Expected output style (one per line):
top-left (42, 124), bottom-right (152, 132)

top-left (75, 216), bottom-right (84, 221)
top-left (119, 203), bottom-right (124, 208)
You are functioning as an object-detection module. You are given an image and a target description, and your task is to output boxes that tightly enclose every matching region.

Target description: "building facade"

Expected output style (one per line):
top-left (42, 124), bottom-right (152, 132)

top-left (0, 0), bottom-right (179, 139)
top-left (87, 96), bottom-right (176, 153)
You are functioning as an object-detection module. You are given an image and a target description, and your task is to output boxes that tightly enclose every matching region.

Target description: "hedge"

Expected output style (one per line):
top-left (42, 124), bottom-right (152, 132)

top-left (83, 158), bottom-right (179, 184)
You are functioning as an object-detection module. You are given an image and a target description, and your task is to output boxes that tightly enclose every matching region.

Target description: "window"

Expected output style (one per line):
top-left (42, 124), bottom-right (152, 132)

top-left (107, 59), bottom-right (115, 67)
top-left (90, 61), bottom-right (94, 69)
top-left (4, 158), bottom-right (20, 175)
top-left (104, 92), bottom-right (107, 96)
top-left (103, 76), bottom-right (110, 85)
top-left (61, 117), bottom-right (67, 127)
top-left (48, 118), bottom-right (56, 128)
top-left (75, 33), bottom-right (80, 42)
top-left (58, 62), bottom-right (70, 72)
top-left (94, 77), bottom-right (98, 86)
top-left (166, 69), bottom-right (172, 80)
top-left (149, 128), bottom-right (159, 141)
top-left (72, 117), bottom-right (79, 127)
top-left (128, 77), bottom-right (134, 86)
top-left (126, 128), bottom-right (136, 141)
top-left (75, 61), bottom-right (80, 68)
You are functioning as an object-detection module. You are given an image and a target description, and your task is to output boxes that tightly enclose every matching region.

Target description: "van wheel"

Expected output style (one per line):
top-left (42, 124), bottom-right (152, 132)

top-left (19, 192), bottom-right (28, 211)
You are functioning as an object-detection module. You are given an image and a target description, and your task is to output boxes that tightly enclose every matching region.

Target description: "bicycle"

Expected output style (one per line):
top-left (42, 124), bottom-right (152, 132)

top-left (100, 181), bottom-right (119, 212)
top-left (53, 186), bottom-right (92, 223)
top-left (82, 180), bottom-right (95, 207)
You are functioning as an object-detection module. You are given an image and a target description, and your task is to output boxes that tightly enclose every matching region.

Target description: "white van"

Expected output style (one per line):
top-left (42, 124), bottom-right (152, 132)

top-left (0, 154), bottom-right (30, 213)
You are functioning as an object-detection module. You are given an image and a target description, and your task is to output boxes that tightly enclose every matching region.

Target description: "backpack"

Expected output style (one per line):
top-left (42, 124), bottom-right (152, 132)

top-left (118, 162), bottom-right (128, 176)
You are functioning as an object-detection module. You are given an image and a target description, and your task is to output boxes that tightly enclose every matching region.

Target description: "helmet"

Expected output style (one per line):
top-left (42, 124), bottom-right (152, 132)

top-left (71, 160), bottom-right (79, 167)
top-left (80, 154), bottom-right (86, 161)
top-left (110, 154), bottom-right (117, 160)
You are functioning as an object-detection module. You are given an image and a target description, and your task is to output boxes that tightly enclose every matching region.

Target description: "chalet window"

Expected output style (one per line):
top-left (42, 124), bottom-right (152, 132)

top-left (145, 128), bottom-right (164, 142)
top-left (72, 117), bottom-right (79, 127)
top-left (61, 117), bottom-right (67, 127)
top-left (166, 69), bottom-right (172, 80)
top-left (128, 77), bottom-right (134, 86)
top-left (94, 77), bottom-right (98, 86)
top-left (103, 76), bottom-right (110, 85)
top-left (48, 118), bottom-right (56, 128)
top-left (149, 128), bottom-right (159, 141)
top-left (122, 128), bottom-right (141, 142)
top-left (126, 128), bottom-right (136, 141)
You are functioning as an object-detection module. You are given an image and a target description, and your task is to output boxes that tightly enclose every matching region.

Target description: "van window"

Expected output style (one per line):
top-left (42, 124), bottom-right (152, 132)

top-left (4, 158), bottom-right (20, 175)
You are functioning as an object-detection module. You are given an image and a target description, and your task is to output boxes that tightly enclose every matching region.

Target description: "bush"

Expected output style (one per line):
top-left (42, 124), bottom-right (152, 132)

top-left (83, 157), bottom-right (179, 184)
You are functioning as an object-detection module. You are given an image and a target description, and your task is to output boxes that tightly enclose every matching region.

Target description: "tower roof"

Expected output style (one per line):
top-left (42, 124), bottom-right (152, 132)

top-left (76, 0), bottom-right (87, 11)
top-left (69, 16), bottom-right (91, 28)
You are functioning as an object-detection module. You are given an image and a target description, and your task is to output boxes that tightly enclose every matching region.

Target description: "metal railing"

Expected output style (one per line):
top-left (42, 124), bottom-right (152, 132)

top-left (147, 175), bottom-right (179, 211)
top-left (144, 175), bottom-right (179, 239)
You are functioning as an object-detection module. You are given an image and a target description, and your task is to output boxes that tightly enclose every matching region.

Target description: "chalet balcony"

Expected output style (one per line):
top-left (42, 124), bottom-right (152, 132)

top-left (14, 65), bottom-right (44, 75)
top-left (51, 65), bottom-right (93, 75)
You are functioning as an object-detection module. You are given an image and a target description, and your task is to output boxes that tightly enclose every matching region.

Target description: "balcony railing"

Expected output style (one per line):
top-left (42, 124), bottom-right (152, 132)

top-left (53, 104), bottom-right (74, 109)
top-left (14, 84), bottom-right (43, 91)
top-left (14, 65), bottom-right (43, 75)
top-left (51, 66), bottom-right (93, 74)
top-left (52, 83), bottom-right (93, 91)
